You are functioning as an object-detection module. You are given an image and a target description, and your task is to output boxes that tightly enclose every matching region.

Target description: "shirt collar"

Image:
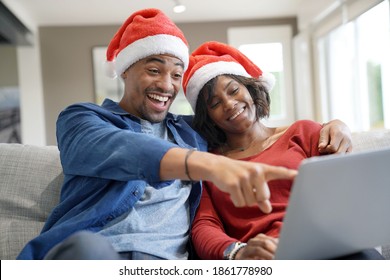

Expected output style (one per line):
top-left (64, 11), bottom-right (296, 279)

top-left (101, 98), bottom-right (129, 115)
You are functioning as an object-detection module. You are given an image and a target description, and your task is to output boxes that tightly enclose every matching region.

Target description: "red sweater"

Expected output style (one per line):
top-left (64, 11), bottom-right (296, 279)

top-left (191, 120), bottom-right (322, 259)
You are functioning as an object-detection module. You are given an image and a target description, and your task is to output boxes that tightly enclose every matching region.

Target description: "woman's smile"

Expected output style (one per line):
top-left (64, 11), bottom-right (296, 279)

top-left (228, 107), bottom-right (245, 121)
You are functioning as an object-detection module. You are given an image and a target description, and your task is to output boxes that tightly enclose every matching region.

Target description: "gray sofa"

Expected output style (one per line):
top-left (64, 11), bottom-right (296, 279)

top-left (1, 129), bottom-right (390, 260)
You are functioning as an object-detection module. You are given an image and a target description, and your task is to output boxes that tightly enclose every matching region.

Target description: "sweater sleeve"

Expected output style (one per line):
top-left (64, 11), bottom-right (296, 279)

top-left (191, 183), bottom-right (237, 259)
top-left (294, 120), bottom-right (323, 158)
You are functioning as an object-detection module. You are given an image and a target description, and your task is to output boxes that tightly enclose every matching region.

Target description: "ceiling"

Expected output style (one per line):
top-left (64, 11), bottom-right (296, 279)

top-left (3, 0), bottom-right (301, 27)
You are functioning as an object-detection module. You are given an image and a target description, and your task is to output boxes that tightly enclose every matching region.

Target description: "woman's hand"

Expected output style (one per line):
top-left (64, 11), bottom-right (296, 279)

top-left (319, 119), bottom-right (352, 154)
top-left (235, 234), bottom-right (278, 260)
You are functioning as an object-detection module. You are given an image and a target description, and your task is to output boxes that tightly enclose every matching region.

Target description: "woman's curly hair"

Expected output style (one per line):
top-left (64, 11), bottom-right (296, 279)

top-left (193, 74), bottom-right (271, 150)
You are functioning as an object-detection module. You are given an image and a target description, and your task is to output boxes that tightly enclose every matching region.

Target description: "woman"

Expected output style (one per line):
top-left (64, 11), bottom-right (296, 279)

top-left (182, 41), bottom-right (382, 260)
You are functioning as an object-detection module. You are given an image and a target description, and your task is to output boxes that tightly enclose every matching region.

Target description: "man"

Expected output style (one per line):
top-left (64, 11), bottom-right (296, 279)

top-left (17, 8), bottom-right (351, 260)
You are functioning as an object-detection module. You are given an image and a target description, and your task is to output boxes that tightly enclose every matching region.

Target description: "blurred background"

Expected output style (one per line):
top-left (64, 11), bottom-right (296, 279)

top-left (0, 0), bottom-right (389, 145)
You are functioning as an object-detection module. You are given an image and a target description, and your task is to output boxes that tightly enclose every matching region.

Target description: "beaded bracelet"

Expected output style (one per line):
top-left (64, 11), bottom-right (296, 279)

top-left (229, 242), bottom-right (247, 260)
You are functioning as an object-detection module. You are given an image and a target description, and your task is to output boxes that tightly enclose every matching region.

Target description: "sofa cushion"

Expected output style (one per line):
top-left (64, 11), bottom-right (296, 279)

top-left (0, 144), bottom-right (63, 259)
top-left (352, 129), bottom-right (390, 152)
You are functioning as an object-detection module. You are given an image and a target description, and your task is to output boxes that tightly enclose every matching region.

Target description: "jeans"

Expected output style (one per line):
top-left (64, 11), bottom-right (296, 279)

top-left (44, 231), bottom-right (164, 260)
top-left (44, 230), bottom-right (384, 260)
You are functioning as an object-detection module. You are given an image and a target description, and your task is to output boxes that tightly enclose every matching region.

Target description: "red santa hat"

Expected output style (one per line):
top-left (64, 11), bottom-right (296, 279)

top-left (183, 41), bottom-right (275, 112)
top-left (105, 8), bottom-right (189, 78)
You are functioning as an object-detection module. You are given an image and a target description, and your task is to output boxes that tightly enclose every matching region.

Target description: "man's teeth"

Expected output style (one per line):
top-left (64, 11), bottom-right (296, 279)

top-left (230, 108), bottom-right (244, 120)
top-left (148, 94), bottom-right (169, 102)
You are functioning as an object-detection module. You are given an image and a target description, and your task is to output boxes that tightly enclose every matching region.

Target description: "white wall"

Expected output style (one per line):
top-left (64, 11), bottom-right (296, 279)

top-left (297, 0), bottom-right (340, 32)
top-left (17, 37), bottom-right (46, 145)
top-left (3, 0), bottom-right (46, 145)
top-left (292, 30), bottom-right (315, 120)
top-left (297, 0), bottom-right (383, 33)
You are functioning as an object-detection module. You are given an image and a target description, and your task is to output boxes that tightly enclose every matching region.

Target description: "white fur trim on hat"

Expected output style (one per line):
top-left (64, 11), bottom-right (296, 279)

top-left (186, 61), bottom-right (250, 112)
top-left (114, 34), bottom-right (189, 77)
top-left (259, 72), bottom-right (276, 92)
top-left (104, 60), bottom-right (117, 79)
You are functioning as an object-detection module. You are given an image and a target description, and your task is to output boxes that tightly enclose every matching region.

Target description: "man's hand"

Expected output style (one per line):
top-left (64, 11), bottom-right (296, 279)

top-left (318, 119), bottom-right (353, 154)
top-left (207, 157), bottom-right (297, 213)
top-left (235, 234), bottom-right (278, 260)
top-left (160, 148), bottom-right (297, 213)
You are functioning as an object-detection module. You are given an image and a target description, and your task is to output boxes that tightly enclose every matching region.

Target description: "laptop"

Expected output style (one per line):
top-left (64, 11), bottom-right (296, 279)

top-left (274, 147), bottom-right (390, 260)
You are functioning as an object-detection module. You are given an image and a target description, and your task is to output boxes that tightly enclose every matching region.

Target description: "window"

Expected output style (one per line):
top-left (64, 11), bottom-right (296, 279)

top-left (228, 25), bottom-right (295, 127)
top-left (315, 1), bottom-right (390, 131)
top-left (239, 43), bottom-right (285, 119)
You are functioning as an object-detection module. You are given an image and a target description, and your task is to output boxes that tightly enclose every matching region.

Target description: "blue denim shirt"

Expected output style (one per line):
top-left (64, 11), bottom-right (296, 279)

top-left (17, 99), bottom-right (206, 259)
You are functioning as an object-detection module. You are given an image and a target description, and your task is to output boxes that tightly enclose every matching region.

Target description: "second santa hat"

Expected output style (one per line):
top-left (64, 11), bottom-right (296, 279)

top-left (183, 41), bottom-right (275, 112)
top-left (105, 8), bottom-right (189, 78)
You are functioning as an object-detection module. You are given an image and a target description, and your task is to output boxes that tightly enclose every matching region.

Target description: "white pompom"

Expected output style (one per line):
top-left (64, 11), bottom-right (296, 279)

top-left (104, 60), bottom-right (118, 79)
top-left (260, 72), bottom-right (276, 92)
